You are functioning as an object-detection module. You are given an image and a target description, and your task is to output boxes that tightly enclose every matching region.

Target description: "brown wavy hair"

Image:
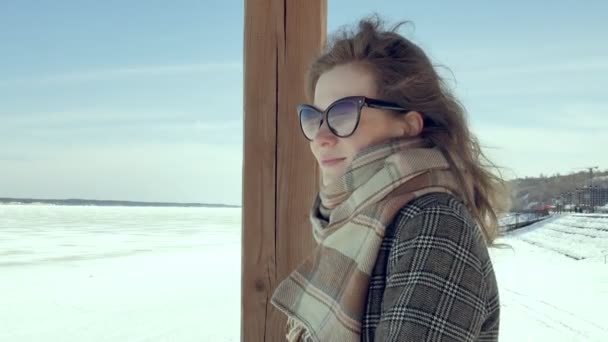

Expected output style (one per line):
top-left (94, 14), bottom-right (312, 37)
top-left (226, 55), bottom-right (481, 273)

top-left (306, 16), bottom-right (510, 246)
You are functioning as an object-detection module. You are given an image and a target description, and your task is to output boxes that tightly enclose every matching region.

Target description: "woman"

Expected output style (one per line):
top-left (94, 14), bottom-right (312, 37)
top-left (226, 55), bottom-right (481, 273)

top-left (271, 16), bottom-right (508, 342)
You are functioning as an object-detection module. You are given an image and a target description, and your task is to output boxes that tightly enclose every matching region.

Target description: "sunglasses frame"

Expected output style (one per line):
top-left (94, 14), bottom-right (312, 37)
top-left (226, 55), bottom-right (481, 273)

top-left (297, 96), bottom-right (409, 141)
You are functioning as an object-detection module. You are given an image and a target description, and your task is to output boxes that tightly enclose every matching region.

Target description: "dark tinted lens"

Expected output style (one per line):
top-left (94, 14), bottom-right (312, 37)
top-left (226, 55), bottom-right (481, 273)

top-left (327, 100), bottom-right (359, 137)
top-left (299, 107), bottom-right (321, 139)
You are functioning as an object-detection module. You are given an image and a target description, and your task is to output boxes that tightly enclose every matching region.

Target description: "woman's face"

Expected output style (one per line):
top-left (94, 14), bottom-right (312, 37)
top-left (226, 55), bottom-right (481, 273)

top-left (310, 63), bottom-right (421, 186)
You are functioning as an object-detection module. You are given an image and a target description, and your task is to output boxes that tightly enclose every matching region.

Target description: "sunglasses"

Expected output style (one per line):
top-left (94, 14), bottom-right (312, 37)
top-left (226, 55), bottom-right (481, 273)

top-left (297, 96), bottom-right (409, 141)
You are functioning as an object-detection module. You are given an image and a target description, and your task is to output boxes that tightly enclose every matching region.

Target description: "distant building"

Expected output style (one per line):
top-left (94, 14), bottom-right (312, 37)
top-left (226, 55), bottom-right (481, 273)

top-left (558, 186), bottom-right (608, 210)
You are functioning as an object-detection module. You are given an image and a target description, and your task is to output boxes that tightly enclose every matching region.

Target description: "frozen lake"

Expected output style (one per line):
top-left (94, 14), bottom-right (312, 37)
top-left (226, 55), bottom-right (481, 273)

top-left (1, 205), bottom-right (607, 341)
top-left (0, 205), bottom-right (242, 342)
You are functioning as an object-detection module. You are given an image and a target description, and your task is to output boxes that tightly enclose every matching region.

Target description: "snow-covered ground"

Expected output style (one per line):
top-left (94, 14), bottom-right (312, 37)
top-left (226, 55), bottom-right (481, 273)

top-left (1, 206), bottom-right (607, 341)
top-left (0, 205), bottom-right (242, 342)
top-left (490, 213), bottom-right (608, 341)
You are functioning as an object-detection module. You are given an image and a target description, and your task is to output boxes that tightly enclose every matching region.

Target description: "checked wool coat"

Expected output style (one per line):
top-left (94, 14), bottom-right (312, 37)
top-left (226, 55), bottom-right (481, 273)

top-left (360, 192), bottom-right (500, 342)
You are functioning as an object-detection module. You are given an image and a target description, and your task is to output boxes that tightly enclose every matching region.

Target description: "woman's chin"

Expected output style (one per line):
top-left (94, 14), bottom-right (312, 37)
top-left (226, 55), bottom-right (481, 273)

top-left (322, 172), bottom-right (344, 186)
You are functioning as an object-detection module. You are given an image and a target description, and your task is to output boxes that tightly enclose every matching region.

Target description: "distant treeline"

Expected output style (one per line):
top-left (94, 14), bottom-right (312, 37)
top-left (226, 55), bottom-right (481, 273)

top-left (0, 197), bottom-right (240, 208)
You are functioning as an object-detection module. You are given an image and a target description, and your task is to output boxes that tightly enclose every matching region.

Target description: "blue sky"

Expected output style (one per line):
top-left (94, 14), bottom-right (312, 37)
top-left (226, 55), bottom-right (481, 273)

top-left (1, 1), bottom-right (606, 205)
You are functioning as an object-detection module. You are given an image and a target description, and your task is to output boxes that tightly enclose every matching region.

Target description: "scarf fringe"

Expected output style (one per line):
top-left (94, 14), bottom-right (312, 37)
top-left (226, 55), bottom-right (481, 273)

top-left (286, 316), bottom-right (313, 342)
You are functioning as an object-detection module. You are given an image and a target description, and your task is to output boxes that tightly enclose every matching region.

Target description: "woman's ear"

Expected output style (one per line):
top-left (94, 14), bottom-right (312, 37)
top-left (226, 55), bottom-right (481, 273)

top-left (402, 111), bottom-right (424, 136)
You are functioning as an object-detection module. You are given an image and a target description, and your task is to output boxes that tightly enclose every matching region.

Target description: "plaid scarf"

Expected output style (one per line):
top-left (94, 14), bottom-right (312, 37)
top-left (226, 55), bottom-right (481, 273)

top-left (270, 137), bottom-right (472, 342)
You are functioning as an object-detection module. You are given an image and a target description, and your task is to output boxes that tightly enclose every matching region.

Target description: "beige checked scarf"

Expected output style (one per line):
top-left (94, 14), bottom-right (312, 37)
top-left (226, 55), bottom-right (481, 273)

top-left (270, 136), bottom-right (474, 342)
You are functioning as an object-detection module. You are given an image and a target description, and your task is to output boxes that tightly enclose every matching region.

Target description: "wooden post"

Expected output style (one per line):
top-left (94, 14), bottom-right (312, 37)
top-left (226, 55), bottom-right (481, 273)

top-left (242, 1), bottom-right (327, 341)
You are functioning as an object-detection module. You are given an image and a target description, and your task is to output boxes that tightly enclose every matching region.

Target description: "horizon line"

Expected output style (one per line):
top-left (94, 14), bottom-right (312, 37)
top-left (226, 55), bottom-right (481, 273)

top-left (0, 196), bottom-right (241, 208)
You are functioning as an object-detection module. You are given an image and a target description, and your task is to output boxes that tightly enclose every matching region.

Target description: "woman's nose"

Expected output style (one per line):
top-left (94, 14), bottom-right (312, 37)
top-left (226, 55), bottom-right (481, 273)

top-left (313, 120), bottom-right (338, 146)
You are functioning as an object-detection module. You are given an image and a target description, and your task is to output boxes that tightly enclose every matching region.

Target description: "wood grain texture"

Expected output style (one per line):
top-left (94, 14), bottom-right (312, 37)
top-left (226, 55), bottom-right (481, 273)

top-left (242, 0), bottom-right (326, 341)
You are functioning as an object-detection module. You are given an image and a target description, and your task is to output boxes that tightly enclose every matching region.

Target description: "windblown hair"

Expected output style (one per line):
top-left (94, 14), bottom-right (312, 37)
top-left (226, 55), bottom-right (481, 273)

top-left (306, 15), bottom-right (511, 246)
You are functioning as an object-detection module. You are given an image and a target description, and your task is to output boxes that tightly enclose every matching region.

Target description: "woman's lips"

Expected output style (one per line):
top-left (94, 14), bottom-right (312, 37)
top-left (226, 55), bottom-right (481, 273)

top-left (321, 158), bottom-right (345, 167)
